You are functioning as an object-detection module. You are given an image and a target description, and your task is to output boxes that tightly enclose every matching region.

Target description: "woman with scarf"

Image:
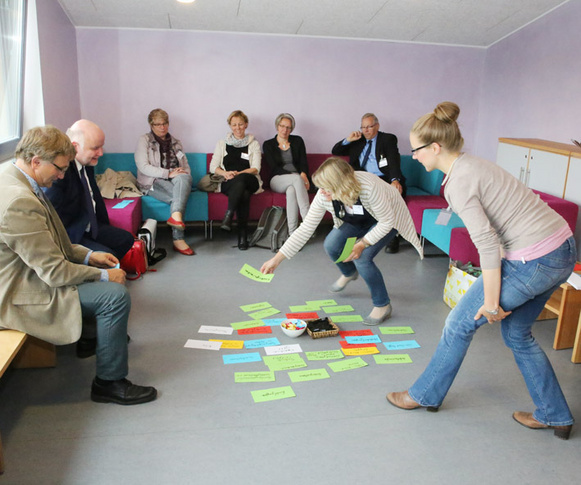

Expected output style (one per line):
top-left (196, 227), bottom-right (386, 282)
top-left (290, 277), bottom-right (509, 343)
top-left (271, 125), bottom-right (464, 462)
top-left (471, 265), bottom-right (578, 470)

top-left (135, 108), bottom-right (194, 255)
top-left (210, 110), bottom-right (262, 250)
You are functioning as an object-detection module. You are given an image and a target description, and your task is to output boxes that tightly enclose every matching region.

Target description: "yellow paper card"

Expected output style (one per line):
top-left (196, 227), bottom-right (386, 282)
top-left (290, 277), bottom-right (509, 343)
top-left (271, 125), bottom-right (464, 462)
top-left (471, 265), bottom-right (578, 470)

top-left (210, 339), bottom-right (245, 349)
top-left (342, 346), bottom-right (380, 356)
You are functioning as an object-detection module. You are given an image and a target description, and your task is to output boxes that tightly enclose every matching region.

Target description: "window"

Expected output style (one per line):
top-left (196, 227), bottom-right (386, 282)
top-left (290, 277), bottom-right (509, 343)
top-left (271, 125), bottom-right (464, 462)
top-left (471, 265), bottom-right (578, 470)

top-left (0, 0), bottom-right (27, 162)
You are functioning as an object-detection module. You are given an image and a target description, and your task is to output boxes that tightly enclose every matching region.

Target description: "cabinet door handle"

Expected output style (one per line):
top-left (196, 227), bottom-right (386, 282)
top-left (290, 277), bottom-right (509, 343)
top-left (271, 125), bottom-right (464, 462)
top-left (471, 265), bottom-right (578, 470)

top-left (525, 168), bottom-right (531, 186)
top-left (519, 167), bottom-right (524, 182)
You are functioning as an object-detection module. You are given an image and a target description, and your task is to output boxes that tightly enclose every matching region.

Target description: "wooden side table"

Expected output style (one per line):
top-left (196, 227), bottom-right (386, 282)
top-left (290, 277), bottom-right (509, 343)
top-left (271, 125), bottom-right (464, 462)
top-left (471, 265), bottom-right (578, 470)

top-left (539, 272), bottom-right (581, 363)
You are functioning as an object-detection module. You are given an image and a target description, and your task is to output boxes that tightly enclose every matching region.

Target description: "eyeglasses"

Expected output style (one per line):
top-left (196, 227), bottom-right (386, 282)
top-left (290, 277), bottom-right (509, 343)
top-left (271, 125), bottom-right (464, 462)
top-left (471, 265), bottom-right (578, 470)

top-left (152, 122), bottom-right (169, 127)
top-left (360, 123), bottom-right (377, 131)
top-left (51, 162), bottom-right (69, 173)
top-left (411, 143), bottom-right (432, 154)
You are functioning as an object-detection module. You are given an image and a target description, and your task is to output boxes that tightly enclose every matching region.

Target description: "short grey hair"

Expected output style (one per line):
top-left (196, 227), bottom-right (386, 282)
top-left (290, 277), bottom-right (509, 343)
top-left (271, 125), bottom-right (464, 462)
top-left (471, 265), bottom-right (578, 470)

top-left (361, 113), bottom-right (379, 125)
top-left (275, 113), bottom-right (295, 132)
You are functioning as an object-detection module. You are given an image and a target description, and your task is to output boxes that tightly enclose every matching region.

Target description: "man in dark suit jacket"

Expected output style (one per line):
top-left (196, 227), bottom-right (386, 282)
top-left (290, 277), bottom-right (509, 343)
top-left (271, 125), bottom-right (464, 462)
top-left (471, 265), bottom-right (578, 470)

top-left (45, 120), bottom-right (134, 260)
top-left (332, 113), bottom-right (405, 252)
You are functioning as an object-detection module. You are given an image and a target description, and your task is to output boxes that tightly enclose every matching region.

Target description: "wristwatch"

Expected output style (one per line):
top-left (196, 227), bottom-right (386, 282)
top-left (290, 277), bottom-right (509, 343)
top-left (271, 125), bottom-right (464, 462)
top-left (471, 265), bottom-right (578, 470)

top-left (360, 238), bottom-right (371, 248)
top-left (486, 307), bottom-right (499, 315)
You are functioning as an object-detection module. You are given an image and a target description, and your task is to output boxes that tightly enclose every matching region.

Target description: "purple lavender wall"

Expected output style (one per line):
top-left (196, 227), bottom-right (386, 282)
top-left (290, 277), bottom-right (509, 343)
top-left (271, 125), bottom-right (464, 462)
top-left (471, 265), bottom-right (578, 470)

top-left (476, 1), bottom-right (581, 161)
top-left (35, 0), bottom-right (81, 130)
top-left (75, 29), bottom-right (485, 154)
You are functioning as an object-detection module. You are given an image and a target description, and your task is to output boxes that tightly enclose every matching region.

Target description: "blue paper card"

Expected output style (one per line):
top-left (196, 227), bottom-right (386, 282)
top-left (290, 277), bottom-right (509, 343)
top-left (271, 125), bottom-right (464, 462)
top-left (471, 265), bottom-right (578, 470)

top-left (383, 340), bottom-right (421, 350)
top-left (262, 318), bottom-right (286, 327)
top-left (223, 352), bottom-right (262, 364)
top-left (112, 199), bottom-right (134, 209)
top-left (345, 335), bottom-right (381, 344)
top-left (244, 338), bottom-right (281, 349)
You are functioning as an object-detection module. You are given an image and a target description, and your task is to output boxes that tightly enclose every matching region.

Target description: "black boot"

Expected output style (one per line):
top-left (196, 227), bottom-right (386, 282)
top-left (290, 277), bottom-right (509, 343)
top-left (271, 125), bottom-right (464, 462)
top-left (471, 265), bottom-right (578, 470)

top-left (220, 210), bottom-right (233, 231)
top-left (238, 225), bottom-right (249, 250)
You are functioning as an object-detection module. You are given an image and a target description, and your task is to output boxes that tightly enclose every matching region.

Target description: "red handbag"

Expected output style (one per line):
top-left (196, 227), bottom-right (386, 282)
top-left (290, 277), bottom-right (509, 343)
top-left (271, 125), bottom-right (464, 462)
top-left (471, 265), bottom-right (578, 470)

top-left (120, 238), bottom-right (148, 279)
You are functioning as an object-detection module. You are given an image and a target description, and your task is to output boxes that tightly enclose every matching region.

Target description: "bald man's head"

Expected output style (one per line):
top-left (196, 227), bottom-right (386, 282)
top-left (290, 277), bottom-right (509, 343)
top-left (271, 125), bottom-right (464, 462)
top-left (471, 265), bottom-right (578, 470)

top-left (66, 119), bottom-right (105, 166)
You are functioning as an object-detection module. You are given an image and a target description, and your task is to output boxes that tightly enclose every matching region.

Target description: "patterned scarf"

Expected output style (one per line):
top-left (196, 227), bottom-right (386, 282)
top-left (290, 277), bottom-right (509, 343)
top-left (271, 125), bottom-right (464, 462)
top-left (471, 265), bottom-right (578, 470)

top-left (152, 131), bottom-right (178, 169)
top-left (225, 132), bottom-right (250, 147)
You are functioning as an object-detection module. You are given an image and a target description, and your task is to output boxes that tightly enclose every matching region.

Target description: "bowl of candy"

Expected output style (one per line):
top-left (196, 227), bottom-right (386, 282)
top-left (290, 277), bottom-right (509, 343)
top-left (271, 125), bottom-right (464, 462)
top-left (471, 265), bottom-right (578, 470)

top-left (280, 319), bottom-right (307, 338)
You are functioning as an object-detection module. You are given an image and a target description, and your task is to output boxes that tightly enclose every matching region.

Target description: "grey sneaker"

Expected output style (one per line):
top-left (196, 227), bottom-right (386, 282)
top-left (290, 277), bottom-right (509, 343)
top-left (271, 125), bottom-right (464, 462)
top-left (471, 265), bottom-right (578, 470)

top-left (329, 272), bottom-right (359, 293)
top-left (363, 304), bottom-right (392, 326)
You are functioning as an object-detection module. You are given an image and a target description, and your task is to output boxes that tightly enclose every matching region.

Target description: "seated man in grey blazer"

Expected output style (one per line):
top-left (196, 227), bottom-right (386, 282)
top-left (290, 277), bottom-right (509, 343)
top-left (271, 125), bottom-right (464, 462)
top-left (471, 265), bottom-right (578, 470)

top-left (0, 126), bottom-right (156, 406)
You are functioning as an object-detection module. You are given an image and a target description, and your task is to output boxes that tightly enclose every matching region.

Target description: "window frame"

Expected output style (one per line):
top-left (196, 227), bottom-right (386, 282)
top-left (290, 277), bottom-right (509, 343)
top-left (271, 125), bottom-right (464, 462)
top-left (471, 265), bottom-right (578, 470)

top-left (0, 0), bottom-right (27, 162)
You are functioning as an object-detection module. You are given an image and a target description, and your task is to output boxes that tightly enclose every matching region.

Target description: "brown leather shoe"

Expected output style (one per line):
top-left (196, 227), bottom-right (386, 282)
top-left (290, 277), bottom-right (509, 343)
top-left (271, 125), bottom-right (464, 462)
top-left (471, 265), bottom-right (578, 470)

top-left (512, 411), bottom-right (572, 440)
top-left (386, 390), bottom-right (438, 412)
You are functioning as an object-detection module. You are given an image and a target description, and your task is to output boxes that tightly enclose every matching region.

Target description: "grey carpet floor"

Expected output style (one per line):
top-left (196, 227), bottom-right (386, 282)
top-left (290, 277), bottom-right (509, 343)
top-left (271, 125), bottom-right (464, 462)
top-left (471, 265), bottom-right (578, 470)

top-left (1, 224), bottom-right (580, 484)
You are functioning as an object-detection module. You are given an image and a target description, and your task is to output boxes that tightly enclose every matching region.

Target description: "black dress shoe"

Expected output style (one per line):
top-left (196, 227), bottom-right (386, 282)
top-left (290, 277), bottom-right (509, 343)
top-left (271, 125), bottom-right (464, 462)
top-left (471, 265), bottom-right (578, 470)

top-left (76, 335), bottom-right (131, 359)
top-left (76, 337), bottom-right (97, 359)
top-left (91, 378), bottom-right (157, 405)
top-left (385, 235), bottom-right (400, 253)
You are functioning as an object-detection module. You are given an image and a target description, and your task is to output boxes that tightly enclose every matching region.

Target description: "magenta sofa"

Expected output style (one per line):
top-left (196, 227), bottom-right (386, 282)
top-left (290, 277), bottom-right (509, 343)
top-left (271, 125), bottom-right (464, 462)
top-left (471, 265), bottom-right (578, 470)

top-left (205, 153), bottom-right (337, 235)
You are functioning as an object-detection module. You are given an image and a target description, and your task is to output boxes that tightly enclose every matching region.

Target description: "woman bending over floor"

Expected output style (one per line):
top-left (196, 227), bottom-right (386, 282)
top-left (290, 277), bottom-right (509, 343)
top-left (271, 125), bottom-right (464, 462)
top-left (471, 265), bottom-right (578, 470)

top-left (262, 113), bottom-right (310, 234)
top-left (210, 110), bottom-right (262, 250)
top-left (387, 101), bottom-right (576, 441)
top-left (135, 108), bottom-right (194, 256)
top-left (261, 157), bottom-right (422, 326)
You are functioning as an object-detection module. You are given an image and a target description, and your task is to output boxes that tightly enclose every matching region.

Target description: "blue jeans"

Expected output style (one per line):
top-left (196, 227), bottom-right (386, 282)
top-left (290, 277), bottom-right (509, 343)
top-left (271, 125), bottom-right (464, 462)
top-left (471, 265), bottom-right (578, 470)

top-left (409, 237), bottom-right (576, 426)
top-left (78, 281), bottom-right (131, 381)
top-left (324, 223), bottom-right (397, 307)
top-left (149, 173), bottom-right (192, 240)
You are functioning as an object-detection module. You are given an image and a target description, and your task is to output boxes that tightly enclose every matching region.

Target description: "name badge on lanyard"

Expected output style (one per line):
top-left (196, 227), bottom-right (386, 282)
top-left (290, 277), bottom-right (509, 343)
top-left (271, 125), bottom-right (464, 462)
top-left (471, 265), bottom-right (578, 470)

top-left (379, 156), bottom-right (388, 168)
top-left (352, 205), bottom-right (364, 215)
top-left (241, 152), bottom-right (250, 160)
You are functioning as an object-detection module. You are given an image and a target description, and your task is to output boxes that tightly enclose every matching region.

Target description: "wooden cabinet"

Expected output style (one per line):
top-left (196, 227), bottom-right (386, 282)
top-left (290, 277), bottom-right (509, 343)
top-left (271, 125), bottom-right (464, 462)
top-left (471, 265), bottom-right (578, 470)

top-left (497, 138), bottom-right (581, 198)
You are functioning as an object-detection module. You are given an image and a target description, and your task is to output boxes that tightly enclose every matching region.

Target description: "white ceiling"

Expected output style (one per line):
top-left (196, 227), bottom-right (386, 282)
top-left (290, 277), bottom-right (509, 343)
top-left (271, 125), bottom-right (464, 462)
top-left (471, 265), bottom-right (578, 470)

top-left (56, 0), bottom-right (569, 47)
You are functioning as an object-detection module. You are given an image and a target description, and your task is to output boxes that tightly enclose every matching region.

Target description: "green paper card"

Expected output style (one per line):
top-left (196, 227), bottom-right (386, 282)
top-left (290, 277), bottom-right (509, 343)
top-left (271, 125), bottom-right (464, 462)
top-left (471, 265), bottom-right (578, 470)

top-left (240, 264), bottom-right (274, 283)
top-left (235, 371), bottom-right (276, 383)
top-left (379, 326), bottom-right (415, 335)
top-left (322, 305), bottom-right (354, 313)
top-left (305, 350), bottom-right (345, 361)
top-left (373, 354), bottom-right (413, 364)
top-left (331, 315), bottom-right (364, 323)
top-left (305, 299), bottom-right (337, 308)
top-left (249, 307), bottom-right (280, 320)
top-left (251, 386), bottom-right (296, 403)
top-left (231, 320), bottom-right (265, 330)
top-left (289, 304), bottom-right (320, 312)
top-left (240, 302), bottom-right (272, 312)
top-left (288, 369), bottom-right (331, 383)
top-left (335, 237), bottom-right (357, 263)
top-left (328, 357), bottom-right (368, 372)
top-left (263, 354), bottom-right (307, 371)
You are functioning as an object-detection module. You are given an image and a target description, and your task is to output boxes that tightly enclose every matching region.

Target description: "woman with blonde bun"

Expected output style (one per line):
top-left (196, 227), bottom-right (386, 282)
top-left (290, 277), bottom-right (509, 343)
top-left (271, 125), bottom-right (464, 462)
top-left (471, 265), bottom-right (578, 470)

top-left (387, 101), bottom-right (576, 441)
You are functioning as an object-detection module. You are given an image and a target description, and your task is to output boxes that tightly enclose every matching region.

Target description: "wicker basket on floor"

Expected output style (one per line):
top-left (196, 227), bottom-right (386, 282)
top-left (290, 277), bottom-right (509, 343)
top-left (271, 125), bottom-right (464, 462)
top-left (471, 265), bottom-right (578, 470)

top-left (306, 318), bottom-right (339, 339)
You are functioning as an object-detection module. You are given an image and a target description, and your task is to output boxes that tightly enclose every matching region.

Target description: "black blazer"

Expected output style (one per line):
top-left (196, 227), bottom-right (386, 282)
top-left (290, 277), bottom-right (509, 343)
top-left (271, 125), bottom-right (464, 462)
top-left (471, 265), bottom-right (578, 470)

top-left (44, 163), bottom-right (109, 244)
top-left (262, 134), bottom-right (309, 178)
top-left (332, 131), bottom-right (405, 191)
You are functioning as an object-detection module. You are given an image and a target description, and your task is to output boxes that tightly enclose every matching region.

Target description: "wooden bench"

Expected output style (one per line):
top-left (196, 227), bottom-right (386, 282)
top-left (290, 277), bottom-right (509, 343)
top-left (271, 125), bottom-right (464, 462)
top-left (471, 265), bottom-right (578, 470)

top-left (0, 330), bottom-right (56, 474)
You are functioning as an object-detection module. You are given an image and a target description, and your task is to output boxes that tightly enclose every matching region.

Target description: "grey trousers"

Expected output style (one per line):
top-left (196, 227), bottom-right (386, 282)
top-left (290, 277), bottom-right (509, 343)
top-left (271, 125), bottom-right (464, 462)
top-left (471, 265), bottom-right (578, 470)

top-left (149, 173), bottom-right (192, 240)
top-left (270, 174), bottom-right (310, 233)
top-left (78, 281), bottom-right (131, 381)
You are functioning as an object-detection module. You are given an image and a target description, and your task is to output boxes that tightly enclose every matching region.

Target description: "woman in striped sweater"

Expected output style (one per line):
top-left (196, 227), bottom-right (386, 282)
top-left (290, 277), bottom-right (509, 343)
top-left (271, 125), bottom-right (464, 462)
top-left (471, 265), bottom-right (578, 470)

top-left (261, 157), bottom-right (422, 325)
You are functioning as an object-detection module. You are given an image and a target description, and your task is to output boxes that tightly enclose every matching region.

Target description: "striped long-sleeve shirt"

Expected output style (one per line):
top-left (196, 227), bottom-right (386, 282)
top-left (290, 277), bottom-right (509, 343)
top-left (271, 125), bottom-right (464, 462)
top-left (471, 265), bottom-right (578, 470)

top-left (279, 171), bottom-right (423, 260)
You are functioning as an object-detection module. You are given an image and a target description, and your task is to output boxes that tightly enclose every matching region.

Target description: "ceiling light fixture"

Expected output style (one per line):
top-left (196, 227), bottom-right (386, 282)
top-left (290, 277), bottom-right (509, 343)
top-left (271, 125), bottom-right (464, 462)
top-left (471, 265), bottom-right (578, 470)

top-left (177, 0), bottom-right (196, 4)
